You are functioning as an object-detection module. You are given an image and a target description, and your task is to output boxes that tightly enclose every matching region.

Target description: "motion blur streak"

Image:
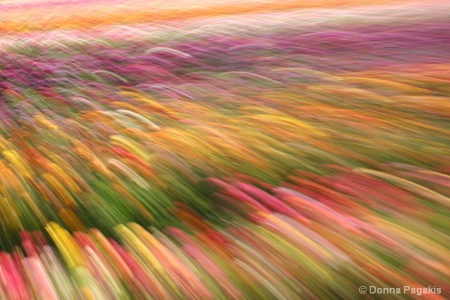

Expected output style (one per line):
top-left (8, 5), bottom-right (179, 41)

top-left (0, 0), bottom-right (449, 299)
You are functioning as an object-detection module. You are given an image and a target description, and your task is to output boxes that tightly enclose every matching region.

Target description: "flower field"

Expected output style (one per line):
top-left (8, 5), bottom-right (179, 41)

top-left (0, 1), bottom-right (449, 299)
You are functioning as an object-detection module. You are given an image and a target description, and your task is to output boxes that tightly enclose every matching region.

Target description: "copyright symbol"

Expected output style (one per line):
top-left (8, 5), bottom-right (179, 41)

top-left (359, 286), bottom-right (367, 294)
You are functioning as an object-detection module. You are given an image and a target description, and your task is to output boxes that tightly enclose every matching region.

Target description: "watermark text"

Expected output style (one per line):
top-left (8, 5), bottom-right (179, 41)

top-left (359, 286), bottom-right (442, 296)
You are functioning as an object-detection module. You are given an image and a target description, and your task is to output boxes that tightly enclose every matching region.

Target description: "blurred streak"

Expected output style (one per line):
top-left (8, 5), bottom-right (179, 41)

top-left (0, 0), bottom-right (448, 299)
